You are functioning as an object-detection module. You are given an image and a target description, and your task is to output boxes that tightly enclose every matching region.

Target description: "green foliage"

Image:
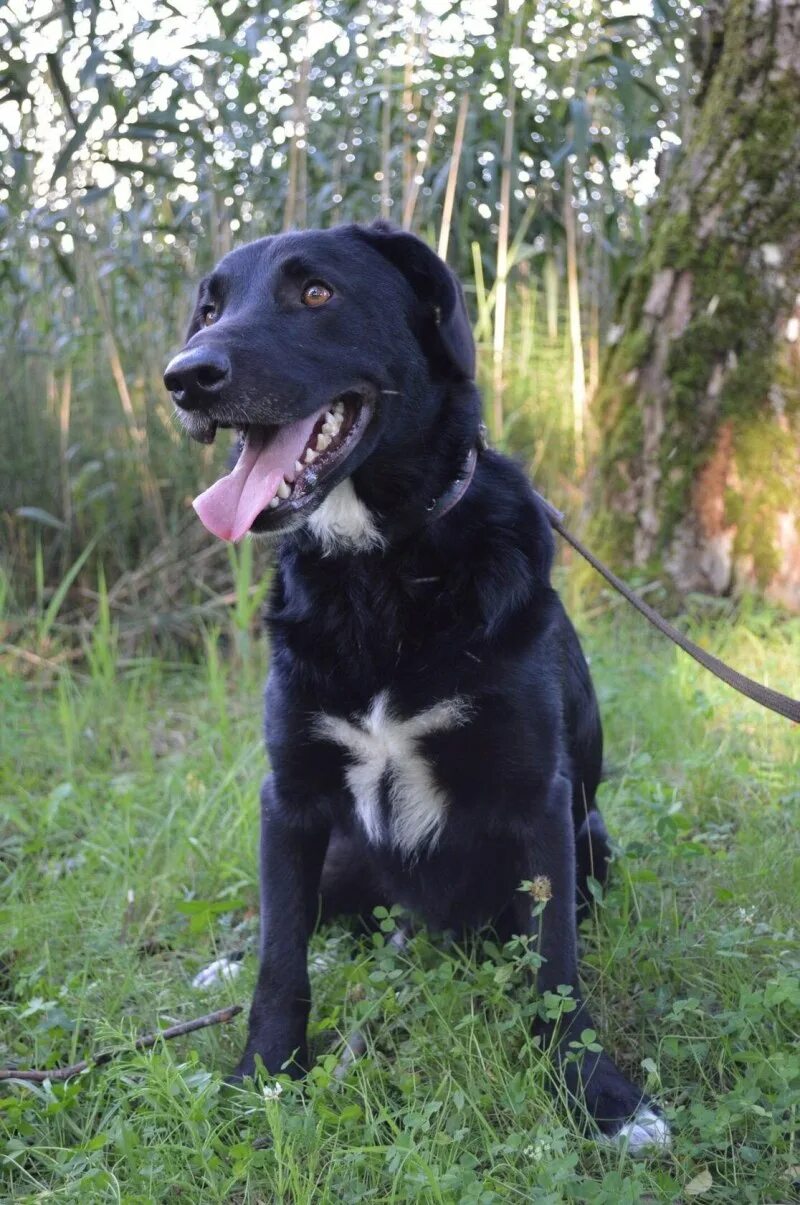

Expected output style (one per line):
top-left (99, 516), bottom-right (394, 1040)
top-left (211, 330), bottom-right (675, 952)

top-left (1, 604), bottom-right (799, 1201)
top-left (0, 0), bottom-right (693, 607)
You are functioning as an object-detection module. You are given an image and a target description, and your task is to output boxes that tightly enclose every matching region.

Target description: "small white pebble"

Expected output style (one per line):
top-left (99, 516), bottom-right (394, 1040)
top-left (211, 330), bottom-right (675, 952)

top-left (192, 957), bottom-right (242, 990)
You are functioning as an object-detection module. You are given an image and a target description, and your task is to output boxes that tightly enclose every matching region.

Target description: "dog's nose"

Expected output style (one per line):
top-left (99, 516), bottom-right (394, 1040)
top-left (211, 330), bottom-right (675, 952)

top-left (164, 346), bottom-right (231, 410)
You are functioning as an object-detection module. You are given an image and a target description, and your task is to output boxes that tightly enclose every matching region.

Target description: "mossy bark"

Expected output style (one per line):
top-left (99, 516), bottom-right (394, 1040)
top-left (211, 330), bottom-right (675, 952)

top-left (593, 0), bottom-right (800, 610)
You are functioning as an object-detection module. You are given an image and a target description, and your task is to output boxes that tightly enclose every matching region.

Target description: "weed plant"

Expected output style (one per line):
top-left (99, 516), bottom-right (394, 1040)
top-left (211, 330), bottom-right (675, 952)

top-left (1, 595), bottom-right (798, 1202)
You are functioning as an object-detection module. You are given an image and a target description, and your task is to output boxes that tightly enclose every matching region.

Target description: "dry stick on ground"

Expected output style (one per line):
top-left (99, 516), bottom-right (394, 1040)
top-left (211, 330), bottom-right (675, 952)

top-left (0, 1005), bottom-right (243, 1084)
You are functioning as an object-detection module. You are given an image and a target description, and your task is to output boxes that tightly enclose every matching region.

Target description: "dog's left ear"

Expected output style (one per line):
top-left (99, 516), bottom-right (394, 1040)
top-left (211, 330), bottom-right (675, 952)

top-left (355, 222), bottom-right (476, 380)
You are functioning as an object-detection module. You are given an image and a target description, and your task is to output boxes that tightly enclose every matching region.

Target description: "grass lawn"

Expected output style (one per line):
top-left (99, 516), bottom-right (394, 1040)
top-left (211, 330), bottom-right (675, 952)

top-left (1, 595), bottom-right (798, 1203)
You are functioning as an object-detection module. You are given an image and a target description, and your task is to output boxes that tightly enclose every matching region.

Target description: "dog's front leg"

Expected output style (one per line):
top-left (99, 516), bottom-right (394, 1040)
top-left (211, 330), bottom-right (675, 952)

top-left (517, 773), bottom-right (669, 1150)
top-left (230, 774), bottom-right (330, 1082)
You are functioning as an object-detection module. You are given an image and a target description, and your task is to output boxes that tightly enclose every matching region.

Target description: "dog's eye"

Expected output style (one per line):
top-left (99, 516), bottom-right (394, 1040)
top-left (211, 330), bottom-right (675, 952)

top-left (302, 282), bottom-right (332, 308)
top-left (202, 306), bottom-right (217, 327)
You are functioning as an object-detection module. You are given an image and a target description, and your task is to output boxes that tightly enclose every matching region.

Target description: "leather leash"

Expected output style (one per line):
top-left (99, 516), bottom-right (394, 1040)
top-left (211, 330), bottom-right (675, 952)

top-left (531, 489), bottom-right (800, 725)
top-left (419, 429), bottom-right (798, 723)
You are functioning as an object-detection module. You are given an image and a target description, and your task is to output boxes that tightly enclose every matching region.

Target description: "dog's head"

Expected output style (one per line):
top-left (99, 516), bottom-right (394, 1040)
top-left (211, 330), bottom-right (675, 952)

top-left (164, 222), bottom-right (476, 543)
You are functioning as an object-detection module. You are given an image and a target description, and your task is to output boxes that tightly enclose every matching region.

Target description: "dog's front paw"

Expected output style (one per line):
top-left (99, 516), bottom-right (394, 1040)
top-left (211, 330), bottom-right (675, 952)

top-left (226, 1031), bottom-right (308, 1086)
top-left (603, 1105), bottom-right (671, 1154)
top-left (225, 1053), bottom-right (258, 1086)
top-left (226, 1054), bottom-right (304, 1087)
top-left (566, 1050), bottom-right (671, 1153)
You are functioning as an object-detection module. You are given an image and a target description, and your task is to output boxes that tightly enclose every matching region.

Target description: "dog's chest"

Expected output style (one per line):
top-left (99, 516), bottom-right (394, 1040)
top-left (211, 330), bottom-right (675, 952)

top-left (314, 691), bottom-right (471, 856)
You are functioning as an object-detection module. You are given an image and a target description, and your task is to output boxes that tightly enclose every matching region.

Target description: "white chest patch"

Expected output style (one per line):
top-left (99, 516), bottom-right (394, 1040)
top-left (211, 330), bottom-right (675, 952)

top-left (314, 691), bottom-right (471, 856)
top-left (307, 480), bottom-right (385, 555)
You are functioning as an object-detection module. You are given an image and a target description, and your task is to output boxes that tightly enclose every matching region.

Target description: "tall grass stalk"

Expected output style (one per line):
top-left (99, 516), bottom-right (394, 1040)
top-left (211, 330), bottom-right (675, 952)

top-left (226, 540), bottom-right (273, 663)
top-left (491, 6), bottom-right (523, 441)
top-left (380, 63), bottom-right (393, 219)
top-left (402, 102), bottom-right (440, 231)
top-left (401, 34), bottom-right (417, 204)
top-left (84, 565), bottom-right (118, 686)
top-left (437, 95), bottom-right (469, 262)
top-left (544, 253), bottom-right (559, 340)
top-left (587, 227), bottom-right (602, 402)
top-left (283, 3), bottom-right (315, 231)
top-left (36, 537), bottom-right (98, 647)
top-left (563, 160), bottom-right (586, 478)
top-left (86, 250), bottom-right (167, 537)
top-left (58, 366), bottom-right (73, 536)
top-left (471, 241), bottom-right (492, 348)
top-left (479, 199), bottom-right (538, 330)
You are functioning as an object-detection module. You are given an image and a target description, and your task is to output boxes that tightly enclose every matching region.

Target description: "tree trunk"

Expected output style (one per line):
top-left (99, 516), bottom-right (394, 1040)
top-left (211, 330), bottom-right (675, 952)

top-left (593, 0), bottom-right (800, 610)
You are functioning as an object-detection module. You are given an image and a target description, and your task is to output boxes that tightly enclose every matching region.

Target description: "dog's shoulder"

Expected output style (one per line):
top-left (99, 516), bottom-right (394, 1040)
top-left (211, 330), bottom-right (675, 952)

top-left (470, 448), bottom-right (556, 570)
top-left (429, 448), bottom-right (557, 635)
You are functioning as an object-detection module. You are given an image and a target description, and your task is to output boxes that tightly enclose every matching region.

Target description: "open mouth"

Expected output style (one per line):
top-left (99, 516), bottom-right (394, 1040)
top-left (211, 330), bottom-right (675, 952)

top-left (192, 391), bottom-right (372, 542)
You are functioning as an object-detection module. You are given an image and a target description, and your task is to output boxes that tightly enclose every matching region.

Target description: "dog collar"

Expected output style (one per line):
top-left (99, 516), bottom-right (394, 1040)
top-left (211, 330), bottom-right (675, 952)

top-left (415, 422), bottom-right (487, 531)
top-left (382, 424), bottom-right (486, 542)
top-left (422, 442), bottom-right (479, 526)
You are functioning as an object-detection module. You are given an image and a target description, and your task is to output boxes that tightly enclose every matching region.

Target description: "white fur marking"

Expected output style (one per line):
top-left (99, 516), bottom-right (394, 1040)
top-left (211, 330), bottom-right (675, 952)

top-left (307, 480), bottom-right (384, 554)
top-left (314, 691), bottom-right (471, 854)
top-left (606, 1108), bottom-right (671, 1154)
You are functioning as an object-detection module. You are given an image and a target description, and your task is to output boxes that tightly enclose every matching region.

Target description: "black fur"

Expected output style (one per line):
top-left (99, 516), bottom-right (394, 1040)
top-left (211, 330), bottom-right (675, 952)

top-left (165, 222), bottom-right (662, 1140)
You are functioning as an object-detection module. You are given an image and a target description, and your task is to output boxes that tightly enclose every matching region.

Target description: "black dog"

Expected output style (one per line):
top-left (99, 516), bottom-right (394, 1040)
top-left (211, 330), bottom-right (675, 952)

top-left (164, 221), bottom-right (670, 1150)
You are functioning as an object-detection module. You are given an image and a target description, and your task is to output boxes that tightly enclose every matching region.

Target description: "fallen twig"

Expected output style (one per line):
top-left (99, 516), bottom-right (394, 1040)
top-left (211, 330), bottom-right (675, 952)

top-left (0, 1004), bottom-right (243, 1083)
top-left (0, 642), bottom-right (83, 669)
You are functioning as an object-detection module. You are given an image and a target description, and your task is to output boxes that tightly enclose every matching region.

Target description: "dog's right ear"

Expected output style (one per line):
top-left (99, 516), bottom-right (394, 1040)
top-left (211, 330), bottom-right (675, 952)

top-left (354, 222), bottom-right (476, 381)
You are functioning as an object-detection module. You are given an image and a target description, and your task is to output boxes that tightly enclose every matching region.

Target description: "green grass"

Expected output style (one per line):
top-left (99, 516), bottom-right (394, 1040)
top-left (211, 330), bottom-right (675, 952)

top-left (1, 597), bottom-right (799, 1202)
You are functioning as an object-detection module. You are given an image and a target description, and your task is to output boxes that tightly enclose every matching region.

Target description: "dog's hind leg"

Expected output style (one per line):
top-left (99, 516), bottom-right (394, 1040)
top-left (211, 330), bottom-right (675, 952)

top-left (318, 828), bottom-right (388, 925)
top-left (512, 773), bottom-right (669, 1151)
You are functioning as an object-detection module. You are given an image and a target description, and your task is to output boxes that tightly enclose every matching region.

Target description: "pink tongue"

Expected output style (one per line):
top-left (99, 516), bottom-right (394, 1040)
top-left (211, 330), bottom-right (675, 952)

top-left (193, 408), bottom-right (326, 542)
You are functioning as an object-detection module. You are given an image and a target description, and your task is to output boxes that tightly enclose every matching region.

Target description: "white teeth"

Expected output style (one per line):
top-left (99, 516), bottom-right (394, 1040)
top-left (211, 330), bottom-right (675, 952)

top-left (268, 496), bottom-right (280, 509)
top-left (277, 480), bottom-right (291, 499)
top-left (333, 400), bottom-right (344, 415)
top-left (325, 410), bottom-right (335, 424)
top-left (295, 460), bottom-right (304, 474)
top-left (316, 433), bottom-right (331, 452)
top-left (304, 447), bottom-right (317, 464)
top-left (321, 421), bottom-right (336, 435)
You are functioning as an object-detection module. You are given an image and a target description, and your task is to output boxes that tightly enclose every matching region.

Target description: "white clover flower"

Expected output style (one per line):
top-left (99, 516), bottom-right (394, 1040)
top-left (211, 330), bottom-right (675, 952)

top-left (523, 1138), bottom-right (553, 1162)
